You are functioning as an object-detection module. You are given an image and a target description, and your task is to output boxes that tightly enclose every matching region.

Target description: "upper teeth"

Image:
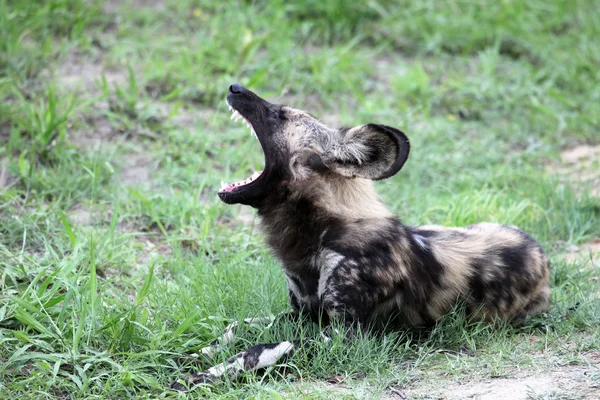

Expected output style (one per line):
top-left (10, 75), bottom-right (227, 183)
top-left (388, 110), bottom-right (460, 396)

top-left (231, 109), bottom-right (242, 121)
top-left (228, 105), bottom-right (257, 137)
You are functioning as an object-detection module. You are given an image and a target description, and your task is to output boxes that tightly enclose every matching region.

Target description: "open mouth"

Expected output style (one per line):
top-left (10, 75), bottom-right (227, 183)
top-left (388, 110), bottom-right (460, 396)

top-left (218, 101), bottom-right (265, 194)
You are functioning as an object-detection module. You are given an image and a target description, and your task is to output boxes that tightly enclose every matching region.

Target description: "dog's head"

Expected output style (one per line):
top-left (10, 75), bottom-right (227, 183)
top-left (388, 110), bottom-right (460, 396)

top-left (219, 84), bottom-right (410, 209)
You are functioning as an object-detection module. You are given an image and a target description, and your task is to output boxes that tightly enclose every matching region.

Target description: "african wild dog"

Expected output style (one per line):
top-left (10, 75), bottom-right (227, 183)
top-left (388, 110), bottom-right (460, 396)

top-left (170, 84), bottom-right (550, 390)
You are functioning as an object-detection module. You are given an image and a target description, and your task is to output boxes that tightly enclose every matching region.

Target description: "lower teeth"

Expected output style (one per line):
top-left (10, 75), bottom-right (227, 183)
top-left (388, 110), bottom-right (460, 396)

top-left (221, 171), bottom-right (263, 192)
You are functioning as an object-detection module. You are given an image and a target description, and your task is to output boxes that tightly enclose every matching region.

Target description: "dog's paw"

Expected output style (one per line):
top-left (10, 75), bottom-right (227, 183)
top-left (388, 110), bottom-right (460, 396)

top-left (169, 372), bottom-right (217, 391)
top-left (169, 379), bottom-right (190, 392)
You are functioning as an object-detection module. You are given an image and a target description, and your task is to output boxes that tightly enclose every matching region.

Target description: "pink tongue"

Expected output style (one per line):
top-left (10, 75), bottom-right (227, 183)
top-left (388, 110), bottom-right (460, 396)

top-left (220, 184), bottom-right (236, 193)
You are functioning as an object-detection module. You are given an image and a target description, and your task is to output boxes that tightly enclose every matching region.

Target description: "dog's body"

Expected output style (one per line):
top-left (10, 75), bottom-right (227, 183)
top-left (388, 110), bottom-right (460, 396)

top-left (170, 84), bottom-right (550, 390)
top-left (265, 213), bottom-right (550, 329)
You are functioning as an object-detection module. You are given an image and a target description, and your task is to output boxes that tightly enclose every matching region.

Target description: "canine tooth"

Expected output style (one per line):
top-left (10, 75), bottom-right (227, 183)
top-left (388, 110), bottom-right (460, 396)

top-left (220, 181), bottom-right (227, 189)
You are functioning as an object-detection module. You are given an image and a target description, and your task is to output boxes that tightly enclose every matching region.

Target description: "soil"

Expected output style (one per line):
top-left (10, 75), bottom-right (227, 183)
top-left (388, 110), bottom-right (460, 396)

top-left (561, 240), bottom-right (600, 266)
top-left (401, 359), bottom-right (600, 400)
top-left (67, 204), bottom-right (93, 226)
top-left (54, 53), bottom-right (128, 95)
top-left (547, 144), bottom-right (600, 197)
top-left (0, 158), bottom-right (19, 190)
top-left (292, 356), bottom-right (600, 399)
top-left (101, 0), bottom-right (166, 14)
top-left (119, 152), bottom-right (156, 188)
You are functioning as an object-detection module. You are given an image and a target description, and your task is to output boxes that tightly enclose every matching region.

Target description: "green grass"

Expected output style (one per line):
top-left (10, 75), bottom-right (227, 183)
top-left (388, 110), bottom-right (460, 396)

top-left (1, 0), bottom-right (600, 398)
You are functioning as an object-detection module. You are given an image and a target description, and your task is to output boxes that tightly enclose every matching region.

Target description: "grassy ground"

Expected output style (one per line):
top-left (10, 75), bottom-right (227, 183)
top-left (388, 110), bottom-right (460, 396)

top-left (1, 0), bottom-right (600, 398)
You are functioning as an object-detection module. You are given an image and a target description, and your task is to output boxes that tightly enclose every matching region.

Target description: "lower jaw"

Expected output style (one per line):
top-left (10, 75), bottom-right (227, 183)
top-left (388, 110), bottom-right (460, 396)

top-left (217, 189), bottom-right (262, 207)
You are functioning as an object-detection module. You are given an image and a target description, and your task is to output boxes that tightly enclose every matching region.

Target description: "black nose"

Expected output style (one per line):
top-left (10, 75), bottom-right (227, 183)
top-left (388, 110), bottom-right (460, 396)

top-left (229, 83), bottom-right (244, 94)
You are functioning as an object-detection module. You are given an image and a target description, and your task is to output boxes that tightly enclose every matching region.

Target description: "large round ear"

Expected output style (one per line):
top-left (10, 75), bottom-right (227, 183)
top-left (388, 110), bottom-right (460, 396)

top-left (319, 124), bottom-right (410, 180)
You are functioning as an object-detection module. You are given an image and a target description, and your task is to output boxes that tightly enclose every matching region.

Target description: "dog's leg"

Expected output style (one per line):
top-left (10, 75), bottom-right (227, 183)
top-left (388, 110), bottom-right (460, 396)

top-left (171, 340), bottom-right (298, 390)
top-left (193, 311), bottom-right (299, 359)
top-left (170, 321), bottom-right (359, 391)
top-left (196, 316), bottom-right (274, 359)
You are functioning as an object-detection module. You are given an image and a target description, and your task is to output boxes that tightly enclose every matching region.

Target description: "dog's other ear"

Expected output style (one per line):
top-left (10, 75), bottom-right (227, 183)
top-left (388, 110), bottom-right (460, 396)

top-left (320, 124), bottom-right (410, 180)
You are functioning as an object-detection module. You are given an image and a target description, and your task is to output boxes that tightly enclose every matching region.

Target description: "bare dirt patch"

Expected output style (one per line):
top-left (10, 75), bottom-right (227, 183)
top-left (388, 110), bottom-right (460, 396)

top-left (119, 152), bottom-right (156, 188)
top-left (53, 53), bottom-right (126, 149)
top-left (561, 239), bottom-right (600, 266)
top-left (102, 0), bottom-right (166, 14)
top-left (285, 353), bottom-right (600, 400)
top-left (0, 158), bottom-right (19, 191)
top-left (170, 105), bottom-right (215, 131)
top-left (68, 102), bottom-right (116, 148)
top-left (547, 144), bottom-right (600, 197)
top-left (55, 54), bottom-right (128, 95)
top-left (402, 364), bottom-right (599, 400)
top-left (66, 204), bottom-right (94, 226)
top-left (136, 236), bottom-right (171, 268)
